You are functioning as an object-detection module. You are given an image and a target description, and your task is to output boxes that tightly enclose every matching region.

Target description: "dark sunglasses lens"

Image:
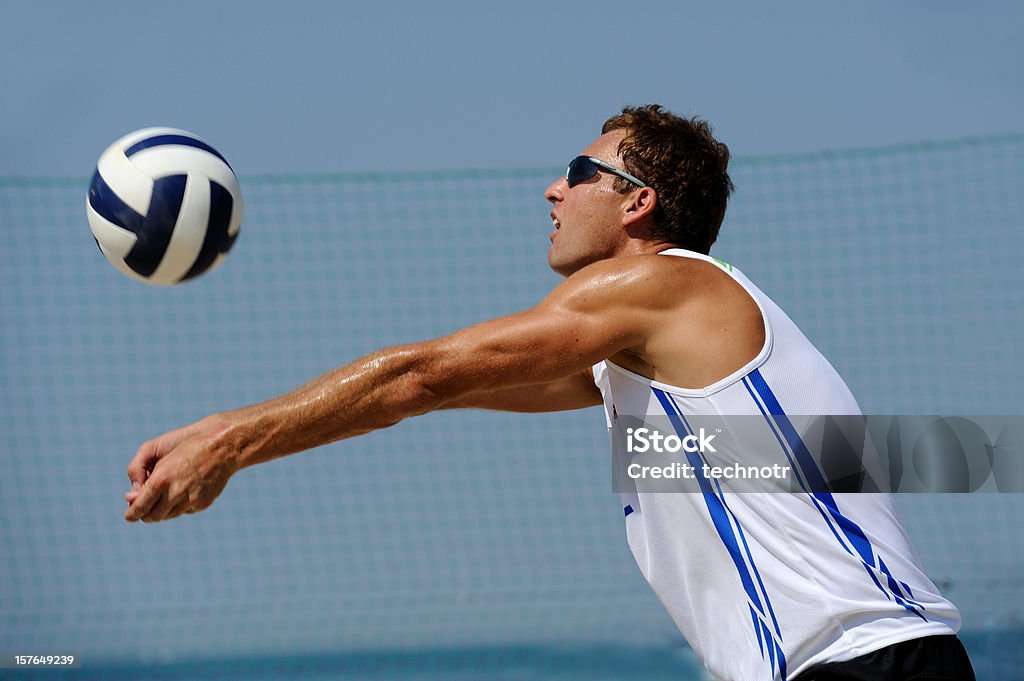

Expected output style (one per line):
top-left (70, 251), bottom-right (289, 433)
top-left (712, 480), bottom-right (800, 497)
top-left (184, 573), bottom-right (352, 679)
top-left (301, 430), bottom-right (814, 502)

top-left (566, 157), bottom-right (598, 187)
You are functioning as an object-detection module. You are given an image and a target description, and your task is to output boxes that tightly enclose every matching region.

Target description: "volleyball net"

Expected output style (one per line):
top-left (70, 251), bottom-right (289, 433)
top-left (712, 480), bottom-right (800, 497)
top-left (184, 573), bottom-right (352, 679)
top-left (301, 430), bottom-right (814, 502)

top-left (1, 134), bottom-right (1022, 679)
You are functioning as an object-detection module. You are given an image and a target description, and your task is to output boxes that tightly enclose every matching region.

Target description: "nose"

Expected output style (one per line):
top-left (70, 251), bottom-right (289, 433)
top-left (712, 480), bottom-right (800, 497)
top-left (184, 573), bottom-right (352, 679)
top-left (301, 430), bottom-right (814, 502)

top-left (545, 176), bottom-right (566, 204)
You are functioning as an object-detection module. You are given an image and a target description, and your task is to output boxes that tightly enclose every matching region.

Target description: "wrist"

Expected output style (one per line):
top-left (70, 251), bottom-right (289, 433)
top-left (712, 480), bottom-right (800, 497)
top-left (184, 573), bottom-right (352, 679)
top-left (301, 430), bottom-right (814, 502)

top-left (206, 409), bottom-right (264, 473)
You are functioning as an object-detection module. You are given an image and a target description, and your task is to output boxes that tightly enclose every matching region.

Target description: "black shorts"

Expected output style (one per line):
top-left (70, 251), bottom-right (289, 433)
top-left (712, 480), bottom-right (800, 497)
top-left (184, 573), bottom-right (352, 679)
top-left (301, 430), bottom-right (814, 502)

top-left (796, 634), bottom-right (976, 681)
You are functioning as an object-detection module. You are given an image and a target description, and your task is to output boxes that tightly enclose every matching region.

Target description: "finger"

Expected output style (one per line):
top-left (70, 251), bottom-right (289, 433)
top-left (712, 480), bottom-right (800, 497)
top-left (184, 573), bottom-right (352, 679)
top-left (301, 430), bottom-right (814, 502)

top-left (142, 493), bottom-right (177, 523)
top-left (126, 422), bottom-right (203, 486)
top-left (124, 480), bottom-right (164, 522)
top-left (124, 480), bottom-right (143, 503)
top-left (164, 498), bottom-right (193, 520)
top-left (127, 441), bottom-right (161, 488)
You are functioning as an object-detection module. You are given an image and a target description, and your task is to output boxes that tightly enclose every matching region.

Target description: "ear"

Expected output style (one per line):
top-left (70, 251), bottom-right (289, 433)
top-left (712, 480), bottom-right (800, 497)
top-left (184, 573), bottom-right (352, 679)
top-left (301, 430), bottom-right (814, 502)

top-left (621, 186), bottom-right (657, 231)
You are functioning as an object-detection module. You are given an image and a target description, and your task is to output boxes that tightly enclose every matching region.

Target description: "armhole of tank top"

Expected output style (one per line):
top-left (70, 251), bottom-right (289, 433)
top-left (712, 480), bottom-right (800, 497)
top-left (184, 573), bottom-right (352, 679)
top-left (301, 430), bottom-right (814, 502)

top-left (602, 248), bottom-right (774, 397)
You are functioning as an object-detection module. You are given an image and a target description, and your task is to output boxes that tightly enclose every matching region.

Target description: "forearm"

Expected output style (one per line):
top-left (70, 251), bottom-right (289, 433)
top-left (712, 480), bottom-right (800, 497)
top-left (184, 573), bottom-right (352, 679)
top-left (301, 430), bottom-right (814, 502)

top-left (199, 264), bottom-right (647, 472)
top-left (212, 343), bottom-right (446, 471)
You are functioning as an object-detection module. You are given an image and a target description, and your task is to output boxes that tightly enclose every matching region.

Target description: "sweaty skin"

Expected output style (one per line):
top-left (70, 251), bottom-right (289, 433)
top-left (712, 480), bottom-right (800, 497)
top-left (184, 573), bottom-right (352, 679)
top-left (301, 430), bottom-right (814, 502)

top-left (124, 130), bottom-right (763, 523)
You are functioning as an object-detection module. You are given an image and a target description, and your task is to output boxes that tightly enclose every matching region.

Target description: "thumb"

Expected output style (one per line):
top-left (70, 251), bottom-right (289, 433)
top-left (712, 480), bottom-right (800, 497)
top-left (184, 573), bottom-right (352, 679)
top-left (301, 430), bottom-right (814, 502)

top-left (124, 477), bottom-right (144, 503)
top-left (127, 441), bottom-right (158, 490)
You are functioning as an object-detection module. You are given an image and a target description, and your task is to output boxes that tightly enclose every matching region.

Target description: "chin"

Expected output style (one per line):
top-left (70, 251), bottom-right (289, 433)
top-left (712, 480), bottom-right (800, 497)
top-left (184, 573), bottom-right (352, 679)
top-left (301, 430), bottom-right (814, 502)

top-left (548, 261), bottom-right (584, 278)
top-left (550, 247), bottom-right (608, 277)
top-left (547, 251), bottom-right (576, 278)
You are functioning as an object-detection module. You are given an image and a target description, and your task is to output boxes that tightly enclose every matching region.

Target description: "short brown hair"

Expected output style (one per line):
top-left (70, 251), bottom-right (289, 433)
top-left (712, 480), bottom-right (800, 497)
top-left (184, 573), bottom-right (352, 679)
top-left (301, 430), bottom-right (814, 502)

top-left (602, 105), bottom-right (734, 254)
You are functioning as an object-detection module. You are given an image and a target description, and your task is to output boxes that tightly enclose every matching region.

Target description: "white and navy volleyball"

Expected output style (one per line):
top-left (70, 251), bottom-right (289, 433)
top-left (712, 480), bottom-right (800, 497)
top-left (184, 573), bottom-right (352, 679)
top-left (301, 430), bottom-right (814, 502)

top-left (86, 127), bottom-right (243, 285)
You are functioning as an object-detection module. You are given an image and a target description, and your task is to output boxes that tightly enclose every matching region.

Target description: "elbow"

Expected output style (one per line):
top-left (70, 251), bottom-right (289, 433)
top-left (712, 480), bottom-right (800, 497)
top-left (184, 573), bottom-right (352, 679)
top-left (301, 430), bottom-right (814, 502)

top-left (379, 343), bottom-right (462, 421)
top-left (391, 373), bottom-right (449, 420)
top-left (372, 339), bottom-right (480, 425)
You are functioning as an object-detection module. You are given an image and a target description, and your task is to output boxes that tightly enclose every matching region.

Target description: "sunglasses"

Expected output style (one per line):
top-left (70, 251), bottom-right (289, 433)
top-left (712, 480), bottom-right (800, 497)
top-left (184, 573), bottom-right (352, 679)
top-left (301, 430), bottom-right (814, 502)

top-left (566, 155), bottom-right (647, 188)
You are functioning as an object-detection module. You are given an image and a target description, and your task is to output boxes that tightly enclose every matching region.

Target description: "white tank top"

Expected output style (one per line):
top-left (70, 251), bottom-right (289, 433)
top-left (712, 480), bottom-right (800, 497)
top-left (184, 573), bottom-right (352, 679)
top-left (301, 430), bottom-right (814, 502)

top-left (592, 248), bottom-right (960, 681)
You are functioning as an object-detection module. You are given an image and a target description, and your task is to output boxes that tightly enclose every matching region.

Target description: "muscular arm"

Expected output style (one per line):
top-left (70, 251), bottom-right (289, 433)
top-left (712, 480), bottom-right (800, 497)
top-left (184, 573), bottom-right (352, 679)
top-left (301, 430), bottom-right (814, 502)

top-left (439, 369), bottom-right (601, 412)
top-left (125, 257), bottom-right (662, 521)
top-left (221, 264), bottom-right (638, 468)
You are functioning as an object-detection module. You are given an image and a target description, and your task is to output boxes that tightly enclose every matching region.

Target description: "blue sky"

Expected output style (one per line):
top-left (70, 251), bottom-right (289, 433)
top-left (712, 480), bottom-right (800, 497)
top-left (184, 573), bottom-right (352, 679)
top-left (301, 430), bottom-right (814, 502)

top-left (2, 0), bottom-right (1021, 176)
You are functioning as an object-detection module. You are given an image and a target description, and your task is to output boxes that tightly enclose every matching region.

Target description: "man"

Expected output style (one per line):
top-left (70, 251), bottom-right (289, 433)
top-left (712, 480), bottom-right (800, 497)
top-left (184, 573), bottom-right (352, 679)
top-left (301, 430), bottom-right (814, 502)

top-left (124, 105), bottom-right (974, 680)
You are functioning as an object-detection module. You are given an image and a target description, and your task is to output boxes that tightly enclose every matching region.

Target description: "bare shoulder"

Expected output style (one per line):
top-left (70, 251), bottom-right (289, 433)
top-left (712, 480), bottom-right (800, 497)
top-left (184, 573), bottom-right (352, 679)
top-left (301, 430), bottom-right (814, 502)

top-left (548, 253), bottom-right (722, 312)
top-left (561, 250), bottom-right (770, 387)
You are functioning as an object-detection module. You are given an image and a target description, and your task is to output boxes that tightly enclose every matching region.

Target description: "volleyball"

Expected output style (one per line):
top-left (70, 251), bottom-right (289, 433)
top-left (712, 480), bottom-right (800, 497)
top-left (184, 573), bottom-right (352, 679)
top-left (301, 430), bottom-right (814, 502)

top-left (86, 127), bottom-right (243, 285)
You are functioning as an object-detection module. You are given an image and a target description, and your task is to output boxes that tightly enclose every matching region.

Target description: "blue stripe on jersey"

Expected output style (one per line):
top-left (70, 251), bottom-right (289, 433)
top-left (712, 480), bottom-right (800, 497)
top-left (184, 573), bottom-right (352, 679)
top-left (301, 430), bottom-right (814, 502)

top-left (763, 620), bottom-right (776, 671)
top-left (624, 504), bottom-right (634, 517)
top-left (668, 395), bottom-right (786, 641)
top-left (744, 368), bottom-right (926, 620)
top-left (746, 370), bottom-right (839, 496)
top-left (654, 390), bottom-right (765, 614)
top-left (125, 134), bottom-right (231, 167)
top-left (879, 557), bottom-right (926, 610)
top-left (750, 604), bottom-right (764, 656)
top-left (653, 387), bottom-right (788, 681)
top-left (741, 376), bottom-right (855, 553)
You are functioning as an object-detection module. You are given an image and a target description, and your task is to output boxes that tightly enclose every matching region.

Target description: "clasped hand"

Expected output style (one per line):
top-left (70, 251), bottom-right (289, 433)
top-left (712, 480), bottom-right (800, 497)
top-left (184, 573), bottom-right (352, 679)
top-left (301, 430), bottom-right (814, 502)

top-left (124, 416), bottom-right (236, 523)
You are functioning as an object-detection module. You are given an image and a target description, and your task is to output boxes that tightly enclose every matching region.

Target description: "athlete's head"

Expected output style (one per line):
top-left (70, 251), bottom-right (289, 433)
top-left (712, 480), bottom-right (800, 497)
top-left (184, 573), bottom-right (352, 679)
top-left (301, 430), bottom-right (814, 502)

top-left (545, 104), bottom-right (733, 276)
top-left (602, 105), bottom-right (734, 255)
top-left (545, 128), bottom-right (652, 276)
